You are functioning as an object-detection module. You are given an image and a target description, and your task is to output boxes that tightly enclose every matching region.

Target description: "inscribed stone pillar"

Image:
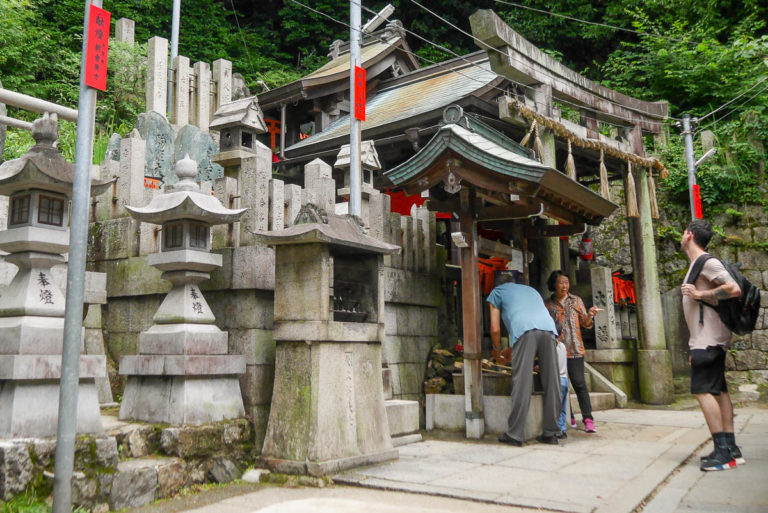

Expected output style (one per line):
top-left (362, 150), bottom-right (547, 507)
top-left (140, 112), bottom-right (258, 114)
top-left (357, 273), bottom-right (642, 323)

top-left (591, 266), bottom-right (620, 349)
top-left (213, 59), bottom-right (232, 111)
top-left (115, 18), bottom-right (135, 44)
top-left (172, 55), bottom-right (190, 127)
top-left (146, 37), bottom-right (168, 116)
top-left (114, 136), bottom-right (146, 218)
top-left (269, 179), bottom-right (285, 230)
top-left (304, 158), bottom-right (335, 214)
top-left (627, 125), bottom-right (672, 404)
top-left (238, 146), bottom-right (272, 244)
top-left (284, 184), bottom-right (302, 226)
top-left (194, 61), bottom-right (211, 132)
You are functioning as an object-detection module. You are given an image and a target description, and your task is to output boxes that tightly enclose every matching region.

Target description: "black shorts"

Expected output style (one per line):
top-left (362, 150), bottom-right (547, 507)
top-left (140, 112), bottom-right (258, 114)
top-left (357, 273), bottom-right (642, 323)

top-left (690, 345), bottom-right (728, 395)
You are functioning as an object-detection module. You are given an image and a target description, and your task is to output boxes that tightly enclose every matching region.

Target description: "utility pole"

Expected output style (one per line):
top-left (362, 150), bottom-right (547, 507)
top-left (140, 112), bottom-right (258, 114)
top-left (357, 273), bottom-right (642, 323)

top-left (168, 0), bottom-right (181, 114)
top-left (349, 0), bottom-right (362, 217)
top-left (680, 114), bottom-right (716, 221)
top-left (51, 0), bottom-right (100, 511)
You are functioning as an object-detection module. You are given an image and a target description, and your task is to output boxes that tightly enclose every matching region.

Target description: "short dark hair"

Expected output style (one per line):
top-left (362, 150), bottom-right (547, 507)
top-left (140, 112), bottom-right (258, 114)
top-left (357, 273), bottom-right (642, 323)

top-left (547, 270), bottom-right (568, 292)
top-left (686, 219), bottom-right (713, 249)
top-left (494, 270), bottom-right (520, 286)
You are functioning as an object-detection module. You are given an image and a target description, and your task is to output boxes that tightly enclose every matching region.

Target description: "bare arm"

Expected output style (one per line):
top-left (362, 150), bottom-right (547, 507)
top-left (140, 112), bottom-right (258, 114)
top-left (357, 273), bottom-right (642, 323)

top-left (681, 275), bottom-right (741, 302)
top-left (490, 304), bottom-right (502, 350)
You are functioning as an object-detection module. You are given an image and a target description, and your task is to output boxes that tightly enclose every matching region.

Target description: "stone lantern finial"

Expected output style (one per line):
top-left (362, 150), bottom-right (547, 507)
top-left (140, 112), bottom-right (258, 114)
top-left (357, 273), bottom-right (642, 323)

top-left (31, 112), bottom-right (58, 148)
top-left (172, 154), bottom-right (199, 192)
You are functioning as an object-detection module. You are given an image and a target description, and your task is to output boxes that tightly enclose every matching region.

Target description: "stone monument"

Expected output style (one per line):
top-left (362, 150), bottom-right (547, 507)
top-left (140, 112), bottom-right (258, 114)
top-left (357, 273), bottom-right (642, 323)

top-left (118, 155), bottom-right (247, 424)
top-left (256, 205), bottom-right (401, 475)
top-left (0, 114), bottom-right (111, 437)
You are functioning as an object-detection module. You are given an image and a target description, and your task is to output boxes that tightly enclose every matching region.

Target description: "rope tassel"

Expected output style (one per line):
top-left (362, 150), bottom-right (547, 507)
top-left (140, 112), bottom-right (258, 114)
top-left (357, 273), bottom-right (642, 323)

top-left (648, 168), bottom-right (660, 219)
top-left (533, 122), bottom-right (545, 161)
top-left (625, 163), bottom-right (639, 218)
top-left (520, 120), bottom-right (536, 147)
top-left (599, 148), bottom-right (611, 201)
top-left (565, 139), bottom-right (576, 180)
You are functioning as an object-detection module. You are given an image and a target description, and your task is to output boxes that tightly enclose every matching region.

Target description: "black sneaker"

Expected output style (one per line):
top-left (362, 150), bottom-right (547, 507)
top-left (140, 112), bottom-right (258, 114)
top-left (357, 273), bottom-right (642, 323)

top-left (498, 433), bottom-right (524, 446)
top-left (535, 434), bottom-right (559, 445)
top-left (700, 445), bottom-right (745, 465)
top-left (700, 450), bottom-right (736, 471)
top-left (555, 430), bottom-right (567, 439)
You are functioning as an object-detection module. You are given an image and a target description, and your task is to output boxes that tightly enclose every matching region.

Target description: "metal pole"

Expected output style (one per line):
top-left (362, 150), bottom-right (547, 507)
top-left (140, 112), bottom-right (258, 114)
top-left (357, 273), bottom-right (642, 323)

top-left (51, 0), bottom-right (100, 511)
top-left (168, 0), bottom-right (181, 115)
top-left (349, 0), bottom-right (362, 217)
top-left (681, 114), bottom-right (697, 220)
top-left (0, 88), bottom-right (79, 122)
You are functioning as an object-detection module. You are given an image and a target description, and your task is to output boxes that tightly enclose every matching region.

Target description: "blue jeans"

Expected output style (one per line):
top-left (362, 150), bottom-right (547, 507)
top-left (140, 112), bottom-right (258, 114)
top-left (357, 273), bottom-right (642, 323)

top-left (558, 376), bottom-right (569, 432)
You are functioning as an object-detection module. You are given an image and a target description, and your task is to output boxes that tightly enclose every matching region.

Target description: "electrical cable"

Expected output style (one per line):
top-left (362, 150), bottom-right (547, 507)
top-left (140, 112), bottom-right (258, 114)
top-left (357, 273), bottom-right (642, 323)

top-left (228, 0), bottom-right (256, 79)
top-left (492, 0), bottom-right (700, 47)
top-left (696, 75), bottom-right (768, 123)
top-left (695, 81), bottom-right (768, 133)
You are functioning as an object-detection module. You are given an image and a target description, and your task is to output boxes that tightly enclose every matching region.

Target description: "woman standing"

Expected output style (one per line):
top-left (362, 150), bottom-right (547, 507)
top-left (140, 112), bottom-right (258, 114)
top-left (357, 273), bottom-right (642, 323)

top-left (545, 270), bottom-right (602, 433)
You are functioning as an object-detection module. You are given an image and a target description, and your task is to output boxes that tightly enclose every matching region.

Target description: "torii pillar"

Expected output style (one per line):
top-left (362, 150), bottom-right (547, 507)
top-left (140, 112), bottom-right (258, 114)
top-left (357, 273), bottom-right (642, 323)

top-left (628, 126), bottom-right (673, 404)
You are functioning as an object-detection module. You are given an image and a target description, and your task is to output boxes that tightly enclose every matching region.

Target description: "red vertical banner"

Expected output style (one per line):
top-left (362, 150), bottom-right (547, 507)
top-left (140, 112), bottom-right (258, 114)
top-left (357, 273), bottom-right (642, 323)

top-left (354, 66), bottom-right (366, 121)
top-left (692, 184), bottom-right (703, 219)
top-left (85, 4), bottom-right (111, 91)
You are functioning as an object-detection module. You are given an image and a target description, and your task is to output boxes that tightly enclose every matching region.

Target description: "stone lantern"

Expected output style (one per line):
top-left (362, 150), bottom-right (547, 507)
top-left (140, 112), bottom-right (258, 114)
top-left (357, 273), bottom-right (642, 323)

top-left (118, 155), bottom-right (248, 424)
top-left (209, 96), bottom-right (268, 161)
top-left (255, 205), bottom-right (400, 475)
top-left (0, 114), bottom-right (111, 438)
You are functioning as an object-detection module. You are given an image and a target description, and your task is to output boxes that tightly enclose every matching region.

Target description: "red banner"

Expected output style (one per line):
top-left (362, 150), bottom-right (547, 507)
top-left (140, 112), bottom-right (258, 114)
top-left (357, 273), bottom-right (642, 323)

top-left (354, 66), bottom-right (366, 121)
top-left (692, 184), bottom-right (703, 219)
top-left (84, 4), bottom-right (111, 91)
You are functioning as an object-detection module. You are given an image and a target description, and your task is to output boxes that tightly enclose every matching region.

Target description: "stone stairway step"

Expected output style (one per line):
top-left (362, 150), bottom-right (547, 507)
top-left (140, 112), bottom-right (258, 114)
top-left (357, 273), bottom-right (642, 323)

top-left (569, 391), bottom-right (615, 413)
top-left (385, 399), bottom-right (419, 438)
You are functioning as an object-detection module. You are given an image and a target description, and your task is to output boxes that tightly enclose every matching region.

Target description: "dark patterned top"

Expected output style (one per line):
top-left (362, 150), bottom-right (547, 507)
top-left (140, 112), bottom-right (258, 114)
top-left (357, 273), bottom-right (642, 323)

top-left (545, 293), bottom-right (593, 358)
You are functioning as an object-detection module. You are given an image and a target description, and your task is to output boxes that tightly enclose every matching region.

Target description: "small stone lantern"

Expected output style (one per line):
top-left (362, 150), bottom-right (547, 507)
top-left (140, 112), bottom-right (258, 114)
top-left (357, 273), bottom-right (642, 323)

top-left (209, 96), bottom-right (268, 156)
top-left (0, 113), bottom-right (112, 438)
top-left (119, 155), bottom-right (248, 424)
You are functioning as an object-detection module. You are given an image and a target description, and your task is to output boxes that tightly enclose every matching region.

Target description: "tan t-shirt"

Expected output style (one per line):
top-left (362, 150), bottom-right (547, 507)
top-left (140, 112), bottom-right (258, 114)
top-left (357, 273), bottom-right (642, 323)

top-left (682, 257), bottom-right (733, 349)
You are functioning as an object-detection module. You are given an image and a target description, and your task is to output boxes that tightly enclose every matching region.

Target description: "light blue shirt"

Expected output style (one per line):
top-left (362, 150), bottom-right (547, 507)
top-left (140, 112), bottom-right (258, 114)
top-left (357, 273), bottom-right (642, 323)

top-left (487, 283), bottom-right (558, 347)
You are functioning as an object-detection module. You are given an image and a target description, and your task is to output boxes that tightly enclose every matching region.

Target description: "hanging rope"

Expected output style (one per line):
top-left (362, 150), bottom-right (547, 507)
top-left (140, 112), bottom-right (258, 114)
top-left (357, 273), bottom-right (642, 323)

top-left (520, 119), bottom-right (536, 147)
top-left (599, 148), bottom-right (611, 201)
top-left (565, 139), bottom-right (577, 180)
top-left (503, 95), bottom-right (670, 177)
top-left (625, 163), bottom-right (639, 218)
top-left (647, 168), bottom-right (660, 219)
top-left (533, 122), bottom-right (545, 161)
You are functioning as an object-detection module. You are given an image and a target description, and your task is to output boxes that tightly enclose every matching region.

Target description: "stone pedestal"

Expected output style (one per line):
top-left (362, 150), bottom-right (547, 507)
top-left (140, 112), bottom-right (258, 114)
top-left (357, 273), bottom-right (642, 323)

top-left (590, 266), bottom-right (620, 349)
top-left (256, 210), bottom-right (400, 475)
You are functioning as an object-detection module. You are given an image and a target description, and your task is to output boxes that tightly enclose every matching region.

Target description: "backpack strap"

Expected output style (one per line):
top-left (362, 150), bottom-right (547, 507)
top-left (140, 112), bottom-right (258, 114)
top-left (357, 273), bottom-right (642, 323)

top-left (686, 254), bottom-right (714, 326)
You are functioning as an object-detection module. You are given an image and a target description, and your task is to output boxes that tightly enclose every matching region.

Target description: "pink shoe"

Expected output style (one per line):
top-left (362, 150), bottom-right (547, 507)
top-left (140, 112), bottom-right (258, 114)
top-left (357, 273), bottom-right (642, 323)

top-left (584, 418), bottom-right (596, 433)
top-left (570, 418), bottom-right (577, 429)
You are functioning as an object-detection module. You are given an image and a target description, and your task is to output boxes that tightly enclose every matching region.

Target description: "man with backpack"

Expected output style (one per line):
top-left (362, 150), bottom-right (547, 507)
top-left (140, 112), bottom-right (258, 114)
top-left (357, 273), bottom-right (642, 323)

top-left (680, 219), bottom-right (744, 471)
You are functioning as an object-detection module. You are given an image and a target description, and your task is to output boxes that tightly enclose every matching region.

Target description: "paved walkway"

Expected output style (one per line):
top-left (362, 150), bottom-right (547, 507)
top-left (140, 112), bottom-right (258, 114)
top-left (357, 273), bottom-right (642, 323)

top-left (164, 407), bottom-right (767, 513)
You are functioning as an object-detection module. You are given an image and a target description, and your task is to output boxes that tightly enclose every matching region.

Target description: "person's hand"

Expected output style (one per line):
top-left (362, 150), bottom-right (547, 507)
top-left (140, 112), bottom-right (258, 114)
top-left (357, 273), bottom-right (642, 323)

top-left (588, 306), bottom-right (603, 317)
top-left (681, 284), bottom-right (701, 300)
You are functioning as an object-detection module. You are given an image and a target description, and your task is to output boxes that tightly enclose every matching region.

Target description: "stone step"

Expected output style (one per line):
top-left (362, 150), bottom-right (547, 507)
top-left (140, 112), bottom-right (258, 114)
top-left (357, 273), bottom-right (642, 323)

top-left (384, 399), bottom-right (419, 438)
top-left (569, 391), bottom-right (615, 413)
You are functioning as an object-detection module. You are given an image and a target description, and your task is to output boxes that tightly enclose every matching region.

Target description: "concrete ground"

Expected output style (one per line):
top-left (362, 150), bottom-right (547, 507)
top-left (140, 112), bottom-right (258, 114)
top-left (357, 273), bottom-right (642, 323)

top-left (132, 407), bottom-right (768, 513)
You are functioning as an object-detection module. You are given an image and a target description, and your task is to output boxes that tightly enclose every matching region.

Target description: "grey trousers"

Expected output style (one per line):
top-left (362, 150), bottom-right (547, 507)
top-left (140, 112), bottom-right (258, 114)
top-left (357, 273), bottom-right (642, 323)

top-left (504, 329), bottom-right (561, 441)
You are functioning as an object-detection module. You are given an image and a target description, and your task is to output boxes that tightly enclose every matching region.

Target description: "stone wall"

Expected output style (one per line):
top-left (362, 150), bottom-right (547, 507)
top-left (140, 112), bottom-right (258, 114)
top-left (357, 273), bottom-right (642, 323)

top-left (90, 134), bottom-right (443, 448)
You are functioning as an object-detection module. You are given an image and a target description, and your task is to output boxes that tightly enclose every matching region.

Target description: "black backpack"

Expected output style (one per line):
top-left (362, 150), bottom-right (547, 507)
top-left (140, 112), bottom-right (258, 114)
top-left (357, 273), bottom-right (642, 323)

top-left (685, 254), bottom-right (761, 335)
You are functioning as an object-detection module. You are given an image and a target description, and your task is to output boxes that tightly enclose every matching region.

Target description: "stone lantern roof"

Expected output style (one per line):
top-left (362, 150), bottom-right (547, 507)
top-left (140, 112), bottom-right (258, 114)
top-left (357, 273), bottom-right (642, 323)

top-left (126, 155), bottom-right (246, 225)
top-left (0, 114), bottom-right (112, 197)
top-left (209, 96), bottom-right (268, 133)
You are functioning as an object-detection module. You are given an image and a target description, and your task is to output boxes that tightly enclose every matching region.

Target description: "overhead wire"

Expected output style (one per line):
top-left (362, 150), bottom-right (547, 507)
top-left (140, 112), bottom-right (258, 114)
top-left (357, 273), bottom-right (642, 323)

top-left (695, 75), bottom-right (768, 123)
top-left (228, 0), bottom-right (256, 79)
top-left (695, 81), bottom-right (768, 133)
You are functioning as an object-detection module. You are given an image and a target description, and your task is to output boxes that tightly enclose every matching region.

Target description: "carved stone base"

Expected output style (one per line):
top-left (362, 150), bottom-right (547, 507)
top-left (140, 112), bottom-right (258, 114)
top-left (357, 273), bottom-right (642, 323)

top-left (119, 375), bottom-right (245, 425)
top-left (0, 380), bottom-right (103, 438)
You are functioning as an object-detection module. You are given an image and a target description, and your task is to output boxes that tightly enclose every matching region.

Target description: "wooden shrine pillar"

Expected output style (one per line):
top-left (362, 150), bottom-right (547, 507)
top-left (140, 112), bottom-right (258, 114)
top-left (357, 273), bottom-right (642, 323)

top-left (459, 190), bottom-right (484, 438)
top-left (627, 126), bottom-right (673, 404)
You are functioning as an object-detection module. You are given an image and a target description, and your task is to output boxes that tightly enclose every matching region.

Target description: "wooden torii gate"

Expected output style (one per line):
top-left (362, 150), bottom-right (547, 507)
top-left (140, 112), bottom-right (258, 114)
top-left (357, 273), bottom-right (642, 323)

top-left (470, 10), bottom-right (674, 408)
top-left (385, 106), bottom-right (616, 437)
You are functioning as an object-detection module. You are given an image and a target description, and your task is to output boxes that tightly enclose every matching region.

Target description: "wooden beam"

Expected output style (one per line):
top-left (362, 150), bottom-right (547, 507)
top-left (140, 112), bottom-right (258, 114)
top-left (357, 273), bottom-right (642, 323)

top-left (476, 202), bottom-right (543, 221)
top-left (524, 222), bottom-right (586, 239)
top-left (478, 236), bottom-right (516, 259)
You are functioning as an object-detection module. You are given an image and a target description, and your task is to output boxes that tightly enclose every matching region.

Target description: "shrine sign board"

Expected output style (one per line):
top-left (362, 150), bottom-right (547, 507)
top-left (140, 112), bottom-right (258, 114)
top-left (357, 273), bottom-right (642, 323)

top-left (85, 4), bottom-right (111, 91)
top-left (354, 66), bottom-right (366, 121)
